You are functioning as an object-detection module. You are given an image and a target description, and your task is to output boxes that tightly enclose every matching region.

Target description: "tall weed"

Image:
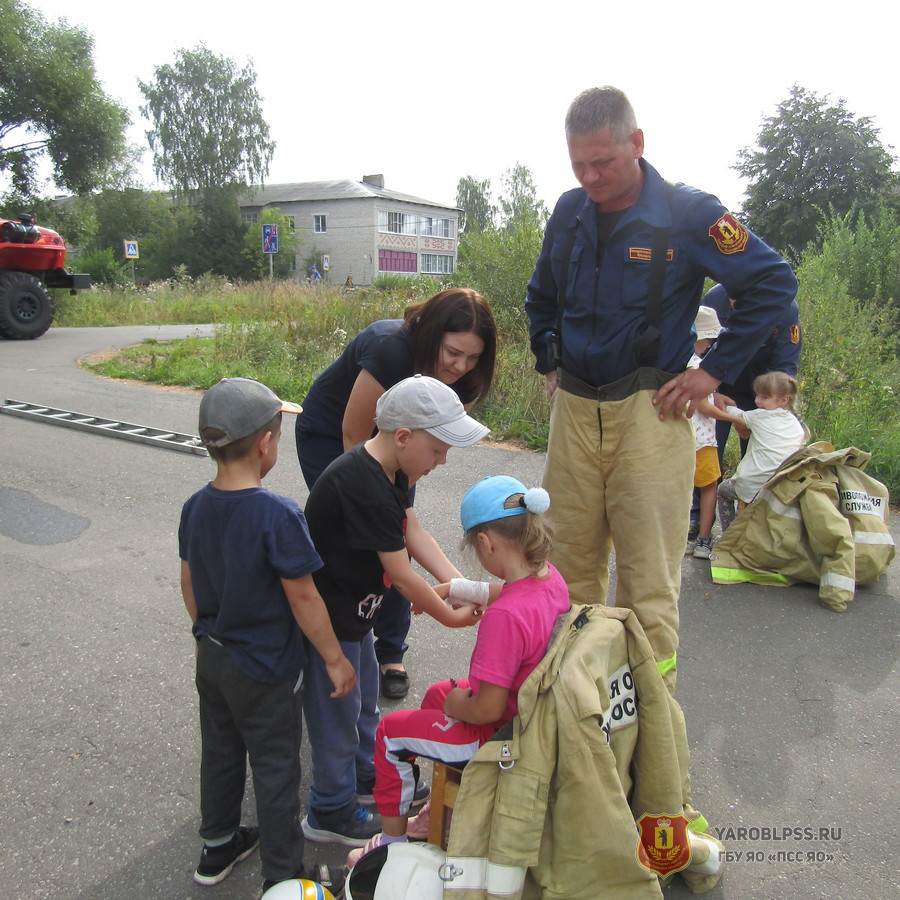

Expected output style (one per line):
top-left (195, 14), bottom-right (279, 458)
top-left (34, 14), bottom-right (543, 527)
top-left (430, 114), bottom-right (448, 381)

top-left (795, 217), bottom-right (899, 495)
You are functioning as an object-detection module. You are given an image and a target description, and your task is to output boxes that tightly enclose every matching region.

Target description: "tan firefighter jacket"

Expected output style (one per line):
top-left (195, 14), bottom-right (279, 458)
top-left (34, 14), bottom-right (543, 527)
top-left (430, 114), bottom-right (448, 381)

top-left (710, 445), bottom-right (894, 612)
top-left (440, 605), bottom-right (696, 900)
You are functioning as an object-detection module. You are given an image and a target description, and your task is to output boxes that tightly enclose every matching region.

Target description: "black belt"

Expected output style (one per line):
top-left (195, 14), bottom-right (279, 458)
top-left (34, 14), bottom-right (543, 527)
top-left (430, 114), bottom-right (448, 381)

top-left (557, 367), bottom-right (677, 402)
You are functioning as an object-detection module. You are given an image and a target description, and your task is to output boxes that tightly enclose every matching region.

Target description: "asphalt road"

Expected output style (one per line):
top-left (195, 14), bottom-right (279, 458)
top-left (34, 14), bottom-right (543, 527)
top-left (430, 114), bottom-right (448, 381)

top-left (1, 326), bottom-right (897, 900)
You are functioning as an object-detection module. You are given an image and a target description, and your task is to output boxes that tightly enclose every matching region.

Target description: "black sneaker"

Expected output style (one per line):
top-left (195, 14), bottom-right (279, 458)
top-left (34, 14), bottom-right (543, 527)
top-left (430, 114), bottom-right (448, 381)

top-left (262, 862), bottom-right (345, 896)
top-left (356, 776), bottom-right (429, 808)
top-left (194, 825), bottom-right (260, 886)
top-left (301, 803), bottom-right (381, 847)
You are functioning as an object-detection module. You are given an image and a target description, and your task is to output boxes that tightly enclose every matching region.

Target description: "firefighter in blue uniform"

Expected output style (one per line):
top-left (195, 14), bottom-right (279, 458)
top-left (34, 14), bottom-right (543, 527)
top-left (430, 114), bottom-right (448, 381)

top-left (525, 86), bottom-right (797, 694)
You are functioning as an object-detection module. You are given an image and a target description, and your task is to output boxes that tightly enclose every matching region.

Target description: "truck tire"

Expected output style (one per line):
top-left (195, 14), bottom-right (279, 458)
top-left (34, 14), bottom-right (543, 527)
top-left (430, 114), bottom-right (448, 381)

top-left (0, 271), bottom-right (55, 339)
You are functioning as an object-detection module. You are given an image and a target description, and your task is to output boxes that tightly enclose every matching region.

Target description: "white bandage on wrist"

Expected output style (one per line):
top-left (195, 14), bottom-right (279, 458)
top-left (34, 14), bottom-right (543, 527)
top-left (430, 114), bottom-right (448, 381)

top-left (448, 578), bottom-right (490, 608)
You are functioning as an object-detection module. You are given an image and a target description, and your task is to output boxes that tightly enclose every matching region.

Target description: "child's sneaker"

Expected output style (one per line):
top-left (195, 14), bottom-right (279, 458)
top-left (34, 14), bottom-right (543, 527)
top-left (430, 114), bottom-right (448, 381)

top-left (193, 825), bottom-right (259, 886)
top-left (302, 802), bottom-right (382, 847)
top-left (406, 799), bottom-right (431, 840)
top-left (346, 831), bottom-right (395, 869)
top-left (356, 777), bottom-right (430, 808)
top-left (693, 537), bottom-right (713, 559)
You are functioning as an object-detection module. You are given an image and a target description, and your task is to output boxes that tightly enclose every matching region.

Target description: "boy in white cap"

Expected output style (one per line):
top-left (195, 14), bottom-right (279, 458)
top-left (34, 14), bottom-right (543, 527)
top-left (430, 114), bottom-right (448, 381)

top-left (179, 378), bottom-right (355, 893)
top-left (301, 375), bottom-right (489, 847)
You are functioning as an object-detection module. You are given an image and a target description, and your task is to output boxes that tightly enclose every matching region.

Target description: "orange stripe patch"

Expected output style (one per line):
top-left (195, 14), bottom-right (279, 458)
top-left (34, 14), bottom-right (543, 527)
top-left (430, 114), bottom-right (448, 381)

top-left (629, 248), bottom-right (674, 261)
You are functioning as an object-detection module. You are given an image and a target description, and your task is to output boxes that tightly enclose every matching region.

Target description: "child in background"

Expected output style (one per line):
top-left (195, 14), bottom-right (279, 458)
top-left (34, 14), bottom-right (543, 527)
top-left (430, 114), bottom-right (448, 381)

top-left (179, 378), bottom-right (355, 893)
top-left (301, 375), bottom-right (489, 848)
top-left (346, 474), bottom-right (571, 867)
top-left (689, 307), bottom-right (725, 559)
top-left (717, 371), bottom-right (809, 530)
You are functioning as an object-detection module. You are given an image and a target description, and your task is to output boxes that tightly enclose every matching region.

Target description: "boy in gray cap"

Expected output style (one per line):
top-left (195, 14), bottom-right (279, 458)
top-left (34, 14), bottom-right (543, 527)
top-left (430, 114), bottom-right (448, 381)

top-left (301, 375), bottom-right (489, 847)
top-left (179, 377), bottom-right (354, 893)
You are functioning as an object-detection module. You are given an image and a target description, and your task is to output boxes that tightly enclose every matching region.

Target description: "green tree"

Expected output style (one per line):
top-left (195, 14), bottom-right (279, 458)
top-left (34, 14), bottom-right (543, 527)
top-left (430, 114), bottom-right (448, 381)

top-left (455, 175), bottom-right (495, 234)
top-left (736, 85), bottom-right (899, 258)
top-left (88, 187), bottom-right (192, 282)
top-left (457, 163), bottom-right (548, 336)
top-left (138, 45), bottom-right (275, 197)
top-left (0, 0), bottom-right (129, 198)
top-left (91, 188), bottom-right (172, 254)
top-left (498, 163), bottom-right (548, 230)
top-left (188, 189), bottom-right (252, 280)
top-left (456, 216), bottom-right (544, 341)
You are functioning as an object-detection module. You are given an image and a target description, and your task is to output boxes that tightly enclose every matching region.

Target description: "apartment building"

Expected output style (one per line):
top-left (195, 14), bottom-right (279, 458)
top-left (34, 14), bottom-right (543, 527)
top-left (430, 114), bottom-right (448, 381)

top-left (239, 174), bottom-right (459, 285)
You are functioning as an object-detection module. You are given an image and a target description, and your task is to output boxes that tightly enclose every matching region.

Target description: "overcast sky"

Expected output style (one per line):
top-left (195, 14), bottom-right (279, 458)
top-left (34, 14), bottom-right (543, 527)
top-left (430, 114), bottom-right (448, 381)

top-left (35, 0), bottom-right (899, 214)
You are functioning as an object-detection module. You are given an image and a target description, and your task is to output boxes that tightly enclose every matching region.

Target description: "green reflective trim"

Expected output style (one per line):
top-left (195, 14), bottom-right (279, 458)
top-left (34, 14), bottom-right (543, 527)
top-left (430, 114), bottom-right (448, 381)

top-left (710, 565), bottom-right (791, 586)
top-left (689, 814), bottom-right (710, 834)
top-left (657, 653), bottom-right (677, 676)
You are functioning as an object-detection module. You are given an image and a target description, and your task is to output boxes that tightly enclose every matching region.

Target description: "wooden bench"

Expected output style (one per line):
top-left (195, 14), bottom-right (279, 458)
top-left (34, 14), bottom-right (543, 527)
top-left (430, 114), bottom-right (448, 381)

top-left (428, 762), bottom-right (464, 848)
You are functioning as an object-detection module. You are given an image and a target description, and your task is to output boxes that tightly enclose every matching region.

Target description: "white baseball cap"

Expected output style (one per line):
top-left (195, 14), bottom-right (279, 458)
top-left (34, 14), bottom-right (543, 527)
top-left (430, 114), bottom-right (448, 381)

top-left (375, 375), bottom-right (490, 447)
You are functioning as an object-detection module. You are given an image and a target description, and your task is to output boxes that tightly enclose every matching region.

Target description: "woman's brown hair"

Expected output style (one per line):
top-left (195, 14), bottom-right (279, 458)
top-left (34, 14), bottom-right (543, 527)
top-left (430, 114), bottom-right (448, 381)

top-left (402, 288), bottom-right (497, 404)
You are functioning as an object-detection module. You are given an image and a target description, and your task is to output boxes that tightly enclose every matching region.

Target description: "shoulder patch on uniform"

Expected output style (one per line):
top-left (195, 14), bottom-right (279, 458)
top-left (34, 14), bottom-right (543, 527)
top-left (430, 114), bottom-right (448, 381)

top-left (790, 324), bottom-right (801, 344)
top-left (708, 213), bottom-right (749, 255)
top-left (629, 247), bottom-right (674, 262)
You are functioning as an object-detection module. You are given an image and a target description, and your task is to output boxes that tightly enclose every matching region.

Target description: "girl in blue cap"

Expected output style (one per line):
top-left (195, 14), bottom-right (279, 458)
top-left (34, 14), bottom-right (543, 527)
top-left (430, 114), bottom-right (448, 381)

top-left (346, 475), bottom-right (571, 866)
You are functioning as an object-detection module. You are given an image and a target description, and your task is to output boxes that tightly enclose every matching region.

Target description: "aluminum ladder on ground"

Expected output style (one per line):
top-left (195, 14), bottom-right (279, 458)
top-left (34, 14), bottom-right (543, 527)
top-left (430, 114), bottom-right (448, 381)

top-left (0, 399), bottom-right (208, 456)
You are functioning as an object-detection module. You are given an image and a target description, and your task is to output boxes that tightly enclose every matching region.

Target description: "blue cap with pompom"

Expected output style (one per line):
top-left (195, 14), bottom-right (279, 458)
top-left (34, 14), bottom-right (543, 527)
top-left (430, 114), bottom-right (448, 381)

top-left (460, 475), bottom-right (550, 532)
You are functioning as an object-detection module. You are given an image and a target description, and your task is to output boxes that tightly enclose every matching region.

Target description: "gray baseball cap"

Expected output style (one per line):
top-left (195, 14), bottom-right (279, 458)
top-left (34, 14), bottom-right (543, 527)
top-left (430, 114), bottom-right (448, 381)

top-left (199, 377), bottom-right (302, 448)
top-left (375, 374), bottom-right (490, 447)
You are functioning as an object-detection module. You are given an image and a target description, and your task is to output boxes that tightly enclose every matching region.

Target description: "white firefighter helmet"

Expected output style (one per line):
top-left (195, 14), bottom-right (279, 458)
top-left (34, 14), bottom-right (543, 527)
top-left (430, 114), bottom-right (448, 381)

top-left (345, 841), bottom-right (446, 900)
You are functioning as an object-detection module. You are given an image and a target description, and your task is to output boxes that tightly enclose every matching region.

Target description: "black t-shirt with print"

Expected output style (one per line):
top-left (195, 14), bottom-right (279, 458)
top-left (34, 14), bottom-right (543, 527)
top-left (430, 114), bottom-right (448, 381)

top-left (305, 443), bottom-right (410, 642)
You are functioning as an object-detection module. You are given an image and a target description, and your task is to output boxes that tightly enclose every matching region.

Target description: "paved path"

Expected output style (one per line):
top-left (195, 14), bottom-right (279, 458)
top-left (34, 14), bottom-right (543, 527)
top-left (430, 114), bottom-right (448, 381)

top-left (0, 327), bottom-right (897, 899)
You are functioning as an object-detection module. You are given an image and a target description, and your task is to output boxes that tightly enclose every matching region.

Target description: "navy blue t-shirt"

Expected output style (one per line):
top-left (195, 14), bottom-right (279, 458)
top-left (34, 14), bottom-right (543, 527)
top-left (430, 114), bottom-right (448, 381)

top-left (178, 485), bottom-right (322, 684)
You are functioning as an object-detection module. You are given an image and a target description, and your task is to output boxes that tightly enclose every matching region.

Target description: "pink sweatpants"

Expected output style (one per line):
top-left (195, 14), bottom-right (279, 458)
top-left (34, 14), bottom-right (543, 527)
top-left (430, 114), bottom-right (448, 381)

top-left (373, 679), bottom-right (497, 817)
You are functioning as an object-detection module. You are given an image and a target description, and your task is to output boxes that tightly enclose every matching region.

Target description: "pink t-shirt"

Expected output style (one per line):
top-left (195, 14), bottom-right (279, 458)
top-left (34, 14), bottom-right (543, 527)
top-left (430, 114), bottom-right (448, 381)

top-left (468, 563), bottom-right (571, 725)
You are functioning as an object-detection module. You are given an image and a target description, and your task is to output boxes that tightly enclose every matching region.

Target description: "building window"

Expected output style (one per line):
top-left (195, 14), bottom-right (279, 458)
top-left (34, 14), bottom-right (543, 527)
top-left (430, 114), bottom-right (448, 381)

top-left (379, 249), bottom-right (417, 272)
top-left (314, 215), bottom-right (326, 233)
top-left (420, 253), bottom-right (454, 275)
top-left (285, 216), bottom-right (295, 232)
top-left (378, 210), bottom-right (417, 235)
top-left (420, 217), bottom-right (454, 238)
top-left (240, 211), bottom-right (259, 224)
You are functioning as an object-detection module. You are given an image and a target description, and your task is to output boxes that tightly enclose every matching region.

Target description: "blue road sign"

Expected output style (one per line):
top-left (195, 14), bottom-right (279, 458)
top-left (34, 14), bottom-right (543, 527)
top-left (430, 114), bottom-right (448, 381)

top-left (262, 224), bottom-right (279, 254)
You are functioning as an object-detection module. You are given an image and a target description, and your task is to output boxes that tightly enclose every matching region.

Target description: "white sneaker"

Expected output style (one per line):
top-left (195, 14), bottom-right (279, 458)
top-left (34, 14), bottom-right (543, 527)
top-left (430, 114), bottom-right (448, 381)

top-left (693, 538), bottom-right (713, 559)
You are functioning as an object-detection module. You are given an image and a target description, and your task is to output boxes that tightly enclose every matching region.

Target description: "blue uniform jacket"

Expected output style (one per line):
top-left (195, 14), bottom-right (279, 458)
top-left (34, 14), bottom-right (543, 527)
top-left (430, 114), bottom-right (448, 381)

top-left (703, 283), bottom-right (802, 396)
top-left (525, 159), bottom-right (798, 387)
